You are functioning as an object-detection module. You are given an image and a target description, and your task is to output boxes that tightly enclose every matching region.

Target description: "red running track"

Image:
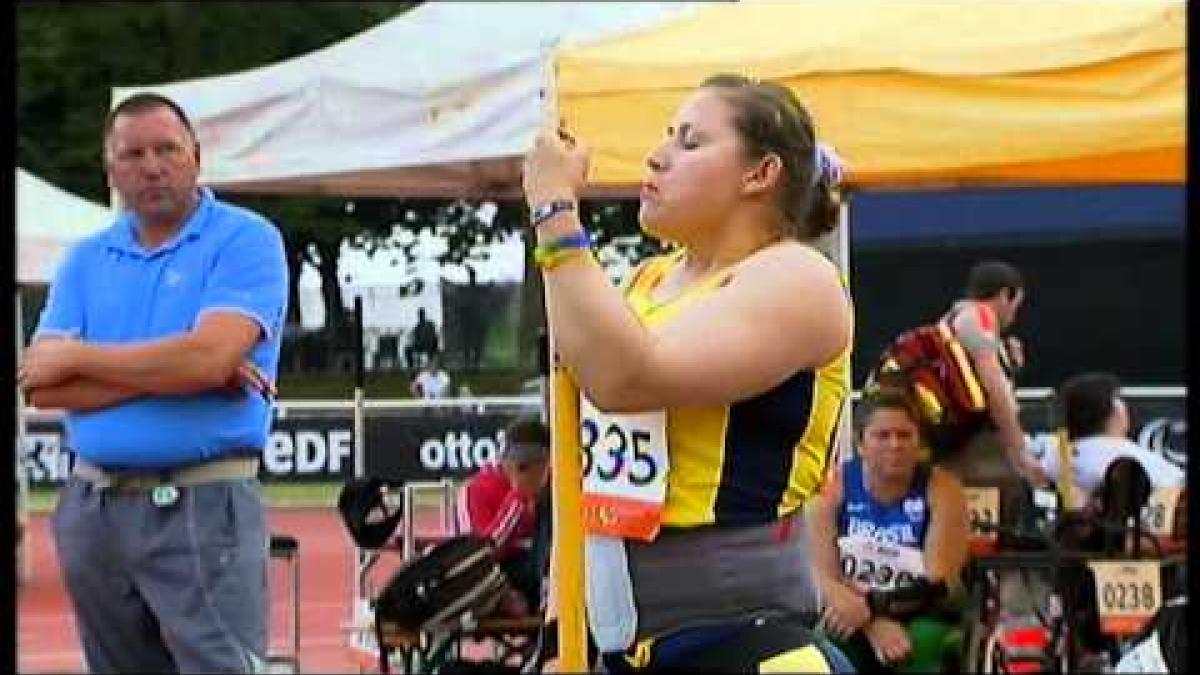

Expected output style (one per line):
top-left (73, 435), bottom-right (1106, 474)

top-left (18, 507), bottom-right (390, 674)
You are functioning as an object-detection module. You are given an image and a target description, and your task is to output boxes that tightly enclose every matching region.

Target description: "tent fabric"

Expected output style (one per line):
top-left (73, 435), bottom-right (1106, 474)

top-left (113, 2), bottom-right (702, 199)
top-left (16, 168), bottom-right (112, 284)
top-left (555, 0), bottom-right (1185, 190)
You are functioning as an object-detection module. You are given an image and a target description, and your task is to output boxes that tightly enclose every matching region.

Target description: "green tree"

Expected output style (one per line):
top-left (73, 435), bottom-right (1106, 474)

top-left (17, 2), bottom-right (657, 376)
top-left (18, 2), bottom-right (413, 202)
top-left (17, 1), bottom-right (413, 327)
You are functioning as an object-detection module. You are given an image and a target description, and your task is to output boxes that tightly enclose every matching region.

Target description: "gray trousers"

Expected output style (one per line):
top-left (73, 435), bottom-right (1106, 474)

top-left (625, 509), bottom-right (821, 640)
top-left (51, 477), bottom-right (268, 674)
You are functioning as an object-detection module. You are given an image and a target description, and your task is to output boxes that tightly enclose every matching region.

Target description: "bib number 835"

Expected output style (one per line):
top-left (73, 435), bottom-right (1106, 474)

top-left (581, 417), bottom-right (658, 486)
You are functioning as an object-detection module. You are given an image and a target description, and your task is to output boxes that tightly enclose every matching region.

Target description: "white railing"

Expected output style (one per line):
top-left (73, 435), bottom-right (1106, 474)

top-left (19, 386), bottom-right (1184, 419)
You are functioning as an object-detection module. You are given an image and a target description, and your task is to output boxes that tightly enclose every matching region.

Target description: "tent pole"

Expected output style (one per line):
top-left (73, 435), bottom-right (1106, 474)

top-left (835, 195), bottom-right (853, 465)
top-left (812, 193), bottom-right (854, 465)
top-left (350, 295), bottom-right (369, 649)
top-left (353, 295), bottom-right (366, 480)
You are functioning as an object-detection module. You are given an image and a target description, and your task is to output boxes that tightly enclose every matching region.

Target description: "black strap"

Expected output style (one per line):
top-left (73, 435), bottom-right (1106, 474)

top-left (867, 577), bottom-right (949, 620)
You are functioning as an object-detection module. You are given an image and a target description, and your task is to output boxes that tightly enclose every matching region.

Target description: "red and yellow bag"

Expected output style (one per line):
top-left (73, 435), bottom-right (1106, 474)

top-left (868, 321), bottom-right (990, 456)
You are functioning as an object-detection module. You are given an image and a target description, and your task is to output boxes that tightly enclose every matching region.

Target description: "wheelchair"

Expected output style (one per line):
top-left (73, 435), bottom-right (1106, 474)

top-left (957, 459), bottom-right (1186, 674)
top-left (339, 478), bottom-right (544, 674)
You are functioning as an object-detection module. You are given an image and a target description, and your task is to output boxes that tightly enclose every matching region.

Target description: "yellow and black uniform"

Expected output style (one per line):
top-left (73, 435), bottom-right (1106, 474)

top-left (625, 250), bottom-right (850, 528)
top-left (608, 249), bottom-right (851, 652)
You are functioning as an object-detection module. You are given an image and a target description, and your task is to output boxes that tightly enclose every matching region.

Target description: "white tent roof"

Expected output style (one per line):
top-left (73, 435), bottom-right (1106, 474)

top-left (113, 2), bottom-right (700, 199)
top-left (16, 168), bottom-right (112, 284)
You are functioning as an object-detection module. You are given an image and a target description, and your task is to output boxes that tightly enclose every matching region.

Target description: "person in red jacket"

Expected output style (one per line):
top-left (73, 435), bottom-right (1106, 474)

top-left (458, 416), bottom-right (551, 617)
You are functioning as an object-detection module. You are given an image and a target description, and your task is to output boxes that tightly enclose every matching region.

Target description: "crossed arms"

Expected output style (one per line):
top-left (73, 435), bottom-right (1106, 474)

top-left (19, 312), bottom-right (270, 412)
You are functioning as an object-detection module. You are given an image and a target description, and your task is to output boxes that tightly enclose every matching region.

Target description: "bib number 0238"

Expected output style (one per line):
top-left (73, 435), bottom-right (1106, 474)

top-left (1088, 560), bottom-right (1161, 637)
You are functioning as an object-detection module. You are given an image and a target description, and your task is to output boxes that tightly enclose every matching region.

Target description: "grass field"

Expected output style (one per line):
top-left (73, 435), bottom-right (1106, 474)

top-left (25, 481), bottom-right (350, 513)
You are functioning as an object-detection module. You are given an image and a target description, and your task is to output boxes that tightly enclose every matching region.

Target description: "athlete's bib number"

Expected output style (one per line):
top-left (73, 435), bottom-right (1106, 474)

top-left (837, 536), bottom-right (925, 592)
top-left (964, 487), bottom-right (999, 552)
top-left (1088, 560), bottom-right (1161, 637)
top-left (1140, 487), bottom-right (1183, 537)
top-left (580, 396), bottom-right (669, 541)
top-left (582, 419), bottom-right (659, 487)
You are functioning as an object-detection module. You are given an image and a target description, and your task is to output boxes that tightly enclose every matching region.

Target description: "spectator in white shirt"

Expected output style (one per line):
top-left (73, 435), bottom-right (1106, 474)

top-left (410, 356), bottom-right (451, 400)
top-left (1027, 371), bottom-right (1183, 509)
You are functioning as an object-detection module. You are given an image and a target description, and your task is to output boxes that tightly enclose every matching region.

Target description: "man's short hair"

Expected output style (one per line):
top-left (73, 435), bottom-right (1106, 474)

top-left (502, 415), bottom-right (550, 464)
top-left (1056, 371), bottom-right (1121, 440)
top-left (964, 261), bottom-right (1024, 301)
top-left (104, 92), bottom-right (197, 144)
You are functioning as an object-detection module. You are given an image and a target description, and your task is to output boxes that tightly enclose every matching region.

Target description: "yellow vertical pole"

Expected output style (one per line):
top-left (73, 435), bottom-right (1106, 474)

top-left (548, 349), bottom-right (587, 671)
top-left (1056, 428), bottom-right (1075, 509)
top-left (540, 50), bottom-right (587, 672)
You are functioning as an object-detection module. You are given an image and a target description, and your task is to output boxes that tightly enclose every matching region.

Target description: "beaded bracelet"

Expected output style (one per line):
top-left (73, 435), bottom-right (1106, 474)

top-left (533, 231), bottom-right (592, 270)
top-left (535, 247), bottom-right (590, 271)
top-left (529, 199), bottom-right (577, 230)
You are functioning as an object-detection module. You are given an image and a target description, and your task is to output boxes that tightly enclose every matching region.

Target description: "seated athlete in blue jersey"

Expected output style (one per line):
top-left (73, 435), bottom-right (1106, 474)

top-left (808, 390), bottom-right (971, 672)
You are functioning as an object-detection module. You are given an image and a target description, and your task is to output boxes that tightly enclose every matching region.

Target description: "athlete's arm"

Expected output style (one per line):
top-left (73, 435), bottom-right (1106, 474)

top-left (525, 127), bottom-right (851, 412)
top-left (541, 236), bottom-right (852, 413)
top-left (977, 357), bottom-right (1041, 479)
top-left (806, 467), bottom-right (871, 638)
top-left (952, 310), bottom-right (1045, 484)
top-left (923, 467), bottom-right (971, 593)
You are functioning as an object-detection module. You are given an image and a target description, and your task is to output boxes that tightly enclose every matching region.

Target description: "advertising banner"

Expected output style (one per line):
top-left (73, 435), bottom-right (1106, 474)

top-left (20, 401), bottom-right (540, 486)
top-left (20, 390), bottom-right (1182, 487)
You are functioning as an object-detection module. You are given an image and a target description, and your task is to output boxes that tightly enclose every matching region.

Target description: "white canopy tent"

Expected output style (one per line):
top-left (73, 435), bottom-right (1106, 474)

top-left (112, 2), bottom-right (702, 199)
top-left (16, 168), bottom-right (112, 285)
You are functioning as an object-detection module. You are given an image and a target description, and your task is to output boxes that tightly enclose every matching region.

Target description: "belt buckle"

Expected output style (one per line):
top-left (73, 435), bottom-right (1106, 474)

top-left (151, 484), bottom-right (180, 508)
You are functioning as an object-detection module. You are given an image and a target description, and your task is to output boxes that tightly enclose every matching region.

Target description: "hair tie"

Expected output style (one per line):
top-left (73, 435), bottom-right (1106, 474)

top-left (811, 142), bottom-right (845, 188)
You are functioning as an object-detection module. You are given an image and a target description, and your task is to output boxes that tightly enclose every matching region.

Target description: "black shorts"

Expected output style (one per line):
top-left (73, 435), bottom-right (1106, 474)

top-left (602, 611), bottom-right (854, 673)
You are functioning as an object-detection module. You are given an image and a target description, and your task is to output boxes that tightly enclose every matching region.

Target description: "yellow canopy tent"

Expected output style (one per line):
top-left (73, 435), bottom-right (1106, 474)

top-left (546, 1), bottom-right (1183, 667)
top-left (555, 0), bottom-right (1184, 191)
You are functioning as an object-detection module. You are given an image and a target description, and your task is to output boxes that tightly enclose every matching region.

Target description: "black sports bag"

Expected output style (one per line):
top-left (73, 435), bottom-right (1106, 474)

top-left (373, 534), bottom-right (510, 634)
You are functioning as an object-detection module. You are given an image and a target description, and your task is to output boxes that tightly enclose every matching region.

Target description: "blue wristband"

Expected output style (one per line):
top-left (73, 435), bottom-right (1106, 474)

top-left (547, 231), bottom-right (591, 250)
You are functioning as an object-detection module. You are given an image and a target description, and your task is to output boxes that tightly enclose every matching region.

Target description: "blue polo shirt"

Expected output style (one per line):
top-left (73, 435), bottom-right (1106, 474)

top-left (35, 187), bottom-right (288, 470)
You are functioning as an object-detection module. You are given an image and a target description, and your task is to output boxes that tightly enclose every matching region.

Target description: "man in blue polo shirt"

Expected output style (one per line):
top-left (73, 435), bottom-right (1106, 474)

top-left (18, 92), bottom-right (287, 673)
